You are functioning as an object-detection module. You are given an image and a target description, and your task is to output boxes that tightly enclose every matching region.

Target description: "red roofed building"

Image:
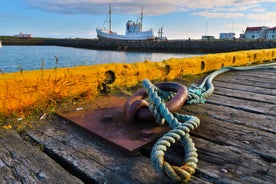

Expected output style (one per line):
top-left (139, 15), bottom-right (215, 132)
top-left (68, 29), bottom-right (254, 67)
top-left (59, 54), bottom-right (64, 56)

top-left (267, 27), bottom-right (276, 39)
top-left (244, 26), bottom-right (269, 39)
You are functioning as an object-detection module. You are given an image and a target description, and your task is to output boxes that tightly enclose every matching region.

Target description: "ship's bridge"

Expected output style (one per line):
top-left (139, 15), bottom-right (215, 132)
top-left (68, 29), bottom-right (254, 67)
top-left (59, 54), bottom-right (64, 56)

top-left (126, 20), bottom-right (142, 34)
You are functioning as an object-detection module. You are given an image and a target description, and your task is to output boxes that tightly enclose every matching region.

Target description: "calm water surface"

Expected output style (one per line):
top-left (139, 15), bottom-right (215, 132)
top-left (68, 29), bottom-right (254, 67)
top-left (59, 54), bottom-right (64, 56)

top-left (0, 46), bottom-right (202, 73)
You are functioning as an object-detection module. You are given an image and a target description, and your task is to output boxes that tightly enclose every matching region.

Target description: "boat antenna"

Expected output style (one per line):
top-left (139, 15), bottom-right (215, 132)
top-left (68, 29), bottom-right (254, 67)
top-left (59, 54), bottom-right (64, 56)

top-left (205, 21), bottom-right (208, 35)
top-left (140, 6), bottom-right (143, 30)
top-left (158, 27), bottom-right (163, 38)
top-left (109, 4), bottom-right (112, 33)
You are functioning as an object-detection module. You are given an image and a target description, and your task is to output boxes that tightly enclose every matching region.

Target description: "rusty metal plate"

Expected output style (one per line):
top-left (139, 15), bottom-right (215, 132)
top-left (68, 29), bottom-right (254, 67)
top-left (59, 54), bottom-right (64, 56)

top-left (56, 96), bottom-right (170, 153)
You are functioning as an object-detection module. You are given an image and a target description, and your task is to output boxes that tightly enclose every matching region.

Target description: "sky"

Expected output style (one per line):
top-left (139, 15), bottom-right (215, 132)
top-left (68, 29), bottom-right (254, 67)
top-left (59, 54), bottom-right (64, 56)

top-left (0, 0), bottom-right (276, 39)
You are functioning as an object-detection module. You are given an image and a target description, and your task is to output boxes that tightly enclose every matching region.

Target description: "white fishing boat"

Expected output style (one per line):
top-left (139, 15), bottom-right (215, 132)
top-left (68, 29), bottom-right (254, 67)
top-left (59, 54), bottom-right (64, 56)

top-left (14, 32), bottom-right (32, 38)
top-left (0, 40), bottom-right (2, 48)
top-left (96, 5), bottom-right (155, 41)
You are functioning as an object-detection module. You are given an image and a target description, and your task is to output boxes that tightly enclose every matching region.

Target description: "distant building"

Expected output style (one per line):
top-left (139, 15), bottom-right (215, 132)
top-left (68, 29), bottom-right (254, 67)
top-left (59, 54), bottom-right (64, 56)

top-left (266, 27), bottom-right (276, 39)
top-left (202, 35), bottom-right (215, 40)
top-left (14, 32), bottom-right (32, 38)
top-left (239, 33), bottom-right (245, 39)
top-left (244, 26), bottom-right (269, 40)
top-left (219, 32), bottom-right (235, 40)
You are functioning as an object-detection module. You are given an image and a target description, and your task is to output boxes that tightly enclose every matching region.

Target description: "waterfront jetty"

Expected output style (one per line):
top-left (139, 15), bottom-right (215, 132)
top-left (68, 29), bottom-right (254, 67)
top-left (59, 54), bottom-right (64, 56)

top-left (1, 67), bottom-right (275, 183)
top-left (1, 36), bottom-right (276, 53)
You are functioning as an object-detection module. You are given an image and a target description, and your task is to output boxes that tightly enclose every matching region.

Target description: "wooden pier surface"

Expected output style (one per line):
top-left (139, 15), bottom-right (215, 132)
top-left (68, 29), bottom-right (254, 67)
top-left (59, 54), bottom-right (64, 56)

top-left (1, 68), bottom-right (275, 183)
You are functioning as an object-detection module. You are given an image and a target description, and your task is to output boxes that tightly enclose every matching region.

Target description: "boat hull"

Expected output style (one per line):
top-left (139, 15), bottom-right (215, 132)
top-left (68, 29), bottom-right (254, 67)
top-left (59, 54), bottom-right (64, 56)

top-left (96, 29), bottom-right (155, 41)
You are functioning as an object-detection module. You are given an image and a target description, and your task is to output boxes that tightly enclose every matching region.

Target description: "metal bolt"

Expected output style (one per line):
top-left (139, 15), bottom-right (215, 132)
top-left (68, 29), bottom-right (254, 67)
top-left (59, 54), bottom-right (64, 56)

top-left (220, 168), bottom-right (228, 173)
top-left (103, 114), bottom-right (113, 121)
top-left (141, 129), bottom-right (153, 135)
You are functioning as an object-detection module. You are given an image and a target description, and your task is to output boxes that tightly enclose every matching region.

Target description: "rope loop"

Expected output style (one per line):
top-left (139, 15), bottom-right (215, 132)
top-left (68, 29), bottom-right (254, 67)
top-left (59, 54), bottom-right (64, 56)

top-left (142, 79), bottom-right (200, 182)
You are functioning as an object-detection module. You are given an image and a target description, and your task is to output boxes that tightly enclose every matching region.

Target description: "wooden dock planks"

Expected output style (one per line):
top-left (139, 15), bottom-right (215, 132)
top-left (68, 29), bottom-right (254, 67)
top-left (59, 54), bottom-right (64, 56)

top-left (1, 68), bottom-right (275, 183)
top-left (0, 129), bottom-right (83, 183)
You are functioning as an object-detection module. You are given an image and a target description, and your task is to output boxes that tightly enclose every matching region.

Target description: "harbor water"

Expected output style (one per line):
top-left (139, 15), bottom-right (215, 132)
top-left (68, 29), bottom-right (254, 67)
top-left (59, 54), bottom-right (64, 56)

top-left (0, 46), bottom-right (202, 73)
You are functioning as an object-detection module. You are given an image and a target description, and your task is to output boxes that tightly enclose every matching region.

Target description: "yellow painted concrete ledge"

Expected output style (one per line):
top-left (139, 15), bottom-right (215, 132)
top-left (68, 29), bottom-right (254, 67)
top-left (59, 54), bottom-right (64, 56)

top-left (0, 48), bottom-right (275, 114)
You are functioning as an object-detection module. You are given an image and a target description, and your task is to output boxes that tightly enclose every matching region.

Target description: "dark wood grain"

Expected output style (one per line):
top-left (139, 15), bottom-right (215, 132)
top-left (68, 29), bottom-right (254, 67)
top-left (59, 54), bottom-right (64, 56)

top-left (0, 129), bottom-right (83, 183)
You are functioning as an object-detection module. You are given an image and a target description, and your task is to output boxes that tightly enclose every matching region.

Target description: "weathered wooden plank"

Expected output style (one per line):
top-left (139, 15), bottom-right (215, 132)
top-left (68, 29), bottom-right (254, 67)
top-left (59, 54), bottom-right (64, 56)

top-left (213, 80), bottom-right (276, 96)
top-left (213, 87), bottom-right (276, 104)
top-left (229, 68), bottom-right (276, 77)
top-left (190, 109), bottom-right (275, 161)
top-left (231, 69), bottom-right (276, 79)
top-left (0, 129), bottom-right (83, 184)
top-left (151, 135), bottom-right (274, 184)
top-left (194, 137), bottom-right (274, 184)
top-left (184, 103), bottom-right (275, 133)
top-left (216, 78), bottom-right (275, 90)
top-left (268, 163), bottom-right (276, 179)
top-left (234, 73), bottom-right (276, 80)
top-left (206, 94), bottom-right (276, 116)
top-left (214, 73), bottom-right (276, 89)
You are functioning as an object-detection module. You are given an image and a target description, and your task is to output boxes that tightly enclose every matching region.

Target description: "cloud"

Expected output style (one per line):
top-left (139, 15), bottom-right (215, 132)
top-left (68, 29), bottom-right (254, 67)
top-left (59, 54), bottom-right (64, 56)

top-left (24, 0), bottom-right (185, 15)
top-left (193, 12), bottom-right (245, 19)
top-left (24, 0), bottom-right (276, 18)
top-left (189, 0), bottom-right (275, 21)
top-left (0, 13), bottom-right (28, 18)
top-left (246, 11), bottom-right (276, 21)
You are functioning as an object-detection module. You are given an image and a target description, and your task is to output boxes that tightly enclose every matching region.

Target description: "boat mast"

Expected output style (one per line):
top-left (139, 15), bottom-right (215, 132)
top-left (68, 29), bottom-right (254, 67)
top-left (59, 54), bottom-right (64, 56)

top-left (140, 6), bottom-right (143, 30)
top-left (109, 4), bottom-right (112, 33)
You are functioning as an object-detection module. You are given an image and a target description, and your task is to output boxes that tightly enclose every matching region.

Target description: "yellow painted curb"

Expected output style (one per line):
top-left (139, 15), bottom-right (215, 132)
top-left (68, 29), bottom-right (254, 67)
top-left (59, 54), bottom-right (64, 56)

top-left (0, 48), bottom-right (275, 114)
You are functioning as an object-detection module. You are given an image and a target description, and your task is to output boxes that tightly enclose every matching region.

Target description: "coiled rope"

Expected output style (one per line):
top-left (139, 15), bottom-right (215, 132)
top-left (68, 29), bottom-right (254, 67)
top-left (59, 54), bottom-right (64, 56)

top-left (138, 62), bottom-right (276, 183)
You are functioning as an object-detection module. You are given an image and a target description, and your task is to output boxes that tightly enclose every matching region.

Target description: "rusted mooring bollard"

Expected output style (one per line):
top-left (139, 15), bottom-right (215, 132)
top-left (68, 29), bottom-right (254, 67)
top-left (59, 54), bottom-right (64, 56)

top-left (124, 82), bottom-right (188, 123)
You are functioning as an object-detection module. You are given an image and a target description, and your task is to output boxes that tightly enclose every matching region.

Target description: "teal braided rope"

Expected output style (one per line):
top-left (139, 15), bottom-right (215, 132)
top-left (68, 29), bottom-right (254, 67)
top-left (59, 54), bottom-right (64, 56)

top-left (186, 62), bottom-right (276, 104)
top-left (142, 62), bottom-right (276, 182)
top-left (142, 79), bottom-right (200, 182)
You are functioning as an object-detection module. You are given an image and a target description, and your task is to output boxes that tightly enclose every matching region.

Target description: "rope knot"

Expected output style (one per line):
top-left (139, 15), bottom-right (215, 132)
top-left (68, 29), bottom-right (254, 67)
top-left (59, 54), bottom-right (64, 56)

top-left (187, 84), bottom-right (206, 104)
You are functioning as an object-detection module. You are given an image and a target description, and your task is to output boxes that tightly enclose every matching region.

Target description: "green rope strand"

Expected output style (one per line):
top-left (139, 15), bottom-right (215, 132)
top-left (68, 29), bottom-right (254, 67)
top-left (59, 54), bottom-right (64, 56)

top-left (186, 62), bottom-right (276, 104)
top-left (143, 79), bottom-right (200, 182)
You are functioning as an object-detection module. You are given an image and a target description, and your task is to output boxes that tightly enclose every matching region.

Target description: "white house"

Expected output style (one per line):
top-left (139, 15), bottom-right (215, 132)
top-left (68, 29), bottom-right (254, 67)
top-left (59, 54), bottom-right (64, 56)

top-left (244, 26), bottom-right (269, 40)
top-left (266, 27), bottom-right (276, 39)
top-left (219, 32), bottom-right (235, 40)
